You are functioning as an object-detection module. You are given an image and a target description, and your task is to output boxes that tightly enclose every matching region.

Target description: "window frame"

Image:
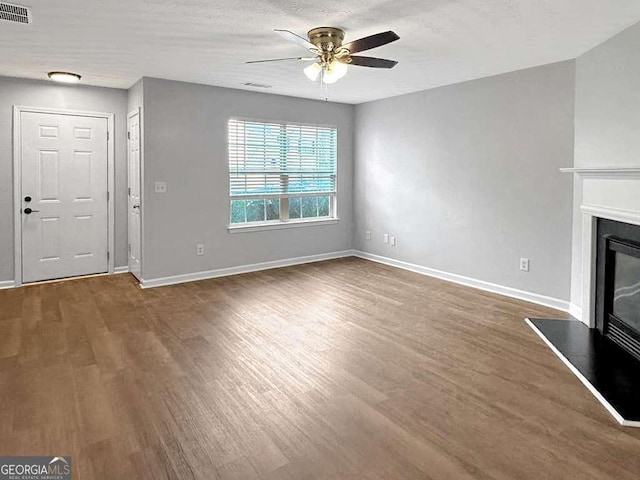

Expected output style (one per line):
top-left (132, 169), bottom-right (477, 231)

top-left (226, 116), bottom-right (339, 232)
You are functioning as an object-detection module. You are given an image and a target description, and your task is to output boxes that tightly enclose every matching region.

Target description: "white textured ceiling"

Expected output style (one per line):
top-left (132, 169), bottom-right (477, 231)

top-left (2, 0), bottom-right (640, 104)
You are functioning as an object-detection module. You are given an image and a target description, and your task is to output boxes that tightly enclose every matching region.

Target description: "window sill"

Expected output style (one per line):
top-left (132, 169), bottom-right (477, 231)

top-left (228, 218), bottom-right (340, 234)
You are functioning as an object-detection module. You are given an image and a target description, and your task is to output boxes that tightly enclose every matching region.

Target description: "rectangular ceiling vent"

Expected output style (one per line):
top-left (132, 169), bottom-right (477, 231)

top-left (243, 82), bottom-right (272, 89)
top-left (0, 2), bottom-right (32, 24)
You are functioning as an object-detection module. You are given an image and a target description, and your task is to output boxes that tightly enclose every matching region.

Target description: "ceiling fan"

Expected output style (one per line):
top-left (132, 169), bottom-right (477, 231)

top-left (247, 27), bottom-right (400, 84)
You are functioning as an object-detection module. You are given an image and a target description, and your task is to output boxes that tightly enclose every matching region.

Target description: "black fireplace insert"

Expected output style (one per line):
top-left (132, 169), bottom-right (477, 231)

top-left (595, 218), bottom-right (640, 360)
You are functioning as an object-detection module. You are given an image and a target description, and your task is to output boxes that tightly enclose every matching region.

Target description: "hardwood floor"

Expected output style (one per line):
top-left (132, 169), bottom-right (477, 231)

top-left (1, 257), bottom-right (639, 479)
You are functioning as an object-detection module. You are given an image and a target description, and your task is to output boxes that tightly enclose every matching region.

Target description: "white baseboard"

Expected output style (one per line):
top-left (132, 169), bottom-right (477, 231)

top-left (354, 251), bottom-right (571, 313)
top-left (525, 318), bottom-right (639, 428)
top-left (2, 252), bottom-right (574, 314)
top-left (569, 303), bottom-right (583, 321)
top-left (140, 250), bottom-right (356, 289)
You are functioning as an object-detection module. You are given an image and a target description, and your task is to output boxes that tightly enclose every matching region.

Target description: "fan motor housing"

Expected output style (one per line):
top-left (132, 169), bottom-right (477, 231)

top-left (307, 27), bottom-right (345, 52)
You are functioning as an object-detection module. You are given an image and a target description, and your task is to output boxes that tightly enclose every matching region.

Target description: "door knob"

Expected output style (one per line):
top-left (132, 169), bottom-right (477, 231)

top-left (23, 208), bottom-right (39, 214)
top-left (133, 205), bottom-right (140, 209)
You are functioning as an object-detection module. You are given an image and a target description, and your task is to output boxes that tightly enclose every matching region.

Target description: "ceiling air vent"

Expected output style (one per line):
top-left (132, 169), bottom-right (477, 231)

top-left (0, 2), bottom-right (32, 24)
top-left (243, 82), bottom-right (272, 89)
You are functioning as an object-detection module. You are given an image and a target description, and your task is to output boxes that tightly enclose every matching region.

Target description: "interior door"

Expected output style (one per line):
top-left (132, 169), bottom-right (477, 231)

top-left (127, 110), bottom-right (142, 280)
top-left (20, 111), bottom-right (109, 283)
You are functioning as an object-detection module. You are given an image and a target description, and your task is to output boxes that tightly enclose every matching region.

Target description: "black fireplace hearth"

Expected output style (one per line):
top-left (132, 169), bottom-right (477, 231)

top-left (527, 318), bottom-right (640, 425)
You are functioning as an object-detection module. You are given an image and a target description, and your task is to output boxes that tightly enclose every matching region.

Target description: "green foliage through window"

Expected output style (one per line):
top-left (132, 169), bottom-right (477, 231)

top-left (231, 196), bottom-right (331, 225)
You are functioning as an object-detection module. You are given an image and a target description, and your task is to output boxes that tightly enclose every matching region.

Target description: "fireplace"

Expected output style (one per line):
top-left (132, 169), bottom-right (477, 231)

top-left (524, 167), bottom-right (640, 427)
top-left (595, 218), bottom-right (640, 360)
top-left (523, 168), bottom-right (640, 426)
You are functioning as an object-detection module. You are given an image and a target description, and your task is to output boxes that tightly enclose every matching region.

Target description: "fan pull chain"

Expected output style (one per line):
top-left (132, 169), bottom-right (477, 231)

top-left (319, 69), bottom-right (329, 102)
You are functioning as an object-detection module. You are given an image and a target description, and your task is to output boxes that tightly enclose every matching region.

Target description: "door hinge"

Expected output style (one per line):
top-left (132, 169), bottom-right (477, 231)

top-left (128, 244), bottom-right (131, 253)
top-left (127, 131), bottom-right (130, 140)
top-left (107, 251), bottom-right (110, 260)
top-left (128, 187), bottom-right (131, 196)
top-left (107, 130), bottom-right (110, 141)
top-left (107, 191), bottom-right (110, 201)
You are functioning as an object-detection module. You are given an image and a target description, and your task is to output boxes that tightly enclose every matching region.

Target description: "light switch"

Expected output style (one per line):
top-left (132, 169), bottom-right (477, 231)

top-left (154, 182), bottom-right (167, 193)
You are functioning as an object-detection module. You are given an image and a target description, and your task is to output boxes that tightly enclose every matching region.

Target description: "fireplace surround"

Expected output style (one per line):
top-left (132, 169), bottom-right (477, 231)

top-left (561, 166), bottom-right (640, 329)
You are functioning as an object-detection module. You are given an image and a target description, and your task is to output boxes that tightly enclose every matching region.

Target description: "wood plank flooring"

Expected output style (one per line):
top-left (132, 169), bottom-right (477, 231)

top-left (1, 257), bottom-right (639, 479)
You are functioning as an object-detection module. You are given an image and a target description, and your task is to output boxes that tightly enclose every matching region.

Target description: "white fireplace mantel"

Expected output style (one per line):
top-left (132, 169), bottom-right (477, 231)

top-left (560, 166), bottom-right (640, 177)
top-left (561, 166), bottom-right (640, 327)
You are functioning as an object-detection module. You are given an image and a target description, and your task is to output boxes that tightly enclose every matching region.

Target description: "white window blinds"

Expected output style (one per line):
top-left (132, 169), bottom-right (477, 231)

top-left (228, 119), bottom-right (337, 199)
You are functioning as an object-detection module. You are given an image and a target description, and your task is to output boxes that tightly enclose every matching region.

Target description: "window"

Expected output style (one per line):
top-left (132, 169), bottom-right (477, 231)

top-left (228, 118), bottom-right (337, 227)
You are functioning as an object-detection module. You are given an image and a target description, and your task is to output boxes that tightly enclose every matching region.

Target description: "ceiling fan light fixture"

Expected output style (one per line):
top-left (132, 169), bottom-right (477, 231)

top-left (252, 27), bottom-right (399, 88)
top-left (304, 62), bottom-right (322, 81)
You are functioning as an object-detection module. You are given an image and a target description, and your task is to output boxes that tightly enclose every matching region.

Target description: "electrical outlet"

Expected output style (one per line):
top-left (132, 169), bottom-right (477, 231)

top-left (390, 236), bottom-right (396, 246)
top-left (154, 182), bottom-right (167, 193)
top-left (520, 258), bottom-right (530, 272)
top-left (197, 244), bottom-right (204, 256)
top-left (384, 233), bottom-right (389, 244)
top-left (366, 230), bottom-right (371, 241)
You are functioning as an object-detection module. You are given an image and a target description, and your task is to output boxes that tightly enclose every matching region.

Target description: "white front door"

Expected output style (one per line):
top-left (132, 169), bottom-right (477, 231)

top-left (127, 110), bottom-right (142, 280)
top-left (20, 111), bottom-right (109, 283)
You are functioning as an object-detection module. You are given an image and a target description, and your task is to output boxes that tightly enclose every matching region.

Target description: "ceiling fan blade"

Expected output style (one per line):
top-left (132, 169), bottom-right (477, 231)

top-left (345, 56), bottom-right (398, 68)
top-left (340, 31), bottom-right (400, 54)
top-left (246, 57), bottom-right (316, 64)
top-left (274, 29), bottom-right (318, 52)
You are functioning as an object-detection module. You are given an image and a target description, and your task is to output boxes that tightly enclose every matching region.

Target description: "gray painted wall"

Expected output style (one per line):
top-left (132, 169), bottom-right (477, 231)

top-left (0, 76), bottom-right (129, 281)
top-left (354, 61), bottom-right (575, 301)
top-left (141, 77), bottom-right (354, 280)
top-left (570, 22), bottom-right (640, 308)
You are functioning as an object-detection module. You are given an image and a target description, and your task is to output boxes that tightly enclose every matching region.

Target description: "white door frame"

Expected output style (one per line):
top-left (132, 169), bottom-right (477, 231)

top-left (127, 107), bottom-right (143, 280)
top-left (13, 105), bottom-right (115, 287)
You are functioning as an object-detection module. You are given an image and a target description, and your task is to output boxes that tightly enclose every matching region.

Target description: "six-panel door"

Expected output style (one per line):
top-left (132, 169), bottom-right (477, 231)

top-left (21, 111), bottom-right (109, 283)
